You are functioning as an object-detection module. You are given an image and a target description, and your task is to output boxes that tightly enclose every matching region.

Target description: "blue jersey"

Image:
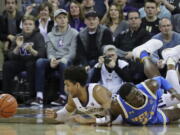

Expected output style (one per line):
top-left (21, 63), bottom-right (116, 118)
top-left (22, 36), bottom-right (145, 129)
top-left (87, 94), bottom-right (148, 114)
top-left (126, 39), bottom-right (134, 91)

top-left (117, 82), bottom-right (168, 125)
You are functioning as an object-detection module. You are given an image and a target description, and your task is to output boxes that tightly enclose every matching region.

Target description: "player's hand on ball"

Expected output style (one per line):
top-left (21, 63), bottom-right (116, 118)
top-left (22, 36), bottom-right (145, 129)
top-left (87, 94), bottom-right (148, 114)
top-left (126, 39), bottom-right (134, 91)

top-left (45, 109), bottom-right (57, 119)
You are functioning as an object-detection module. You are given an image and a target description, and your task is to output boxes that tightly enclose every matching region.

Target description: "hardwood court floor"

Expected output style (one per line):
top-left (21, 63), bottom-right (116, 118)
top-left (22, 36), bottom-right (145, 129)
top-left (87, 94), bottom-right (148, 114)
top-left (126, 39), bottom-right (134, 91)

top-left (0, 107), bottom-right (180, 135)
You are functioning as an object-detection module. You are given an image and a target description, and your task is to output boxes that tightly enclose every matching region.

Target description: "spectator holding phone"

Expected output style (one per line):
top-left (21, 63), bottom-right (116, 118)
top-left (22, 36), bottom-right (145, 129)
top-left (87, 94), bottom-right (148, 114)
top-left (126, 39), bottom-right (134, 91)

top-left (2, 15), bottom-right (46, 100)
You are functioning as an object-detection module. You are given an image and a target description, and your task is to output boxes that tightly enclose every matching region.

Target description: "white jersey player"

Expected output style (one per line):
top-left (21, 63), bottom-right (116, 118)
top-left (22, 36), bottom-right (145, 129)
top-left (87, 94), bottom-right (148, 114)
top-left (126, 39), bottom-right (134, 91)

top-left (45, 66), bottom-right (122, 125)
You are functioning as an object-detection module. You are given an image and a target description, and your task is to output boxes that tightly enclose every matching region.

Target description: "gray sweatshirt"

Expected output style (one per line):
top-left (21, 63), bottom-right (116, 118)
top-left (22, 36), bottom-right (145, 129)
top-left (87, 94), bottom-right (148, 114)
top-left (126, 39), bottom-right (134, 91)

top-left (46, 25), bottom-right (78, 61)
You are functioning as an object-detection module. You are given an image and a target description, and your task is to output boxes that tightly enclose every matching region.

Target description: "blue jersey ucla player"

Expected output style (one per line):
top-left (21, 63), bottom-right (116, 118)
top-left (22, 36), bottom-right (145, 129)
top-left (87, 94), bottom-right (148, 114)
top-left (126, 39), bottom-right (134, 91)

top-left (115, 76), bottom-right (180, 125)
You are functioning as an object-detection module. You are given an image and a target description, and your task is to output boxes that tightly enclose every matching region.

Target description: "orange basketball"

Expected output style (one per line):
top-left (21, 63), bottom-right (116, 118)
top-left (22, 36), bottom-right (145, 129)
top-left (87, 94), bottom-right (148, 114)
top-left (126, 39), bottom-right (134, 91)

top-left (0, 94), bottom-right (18, 118)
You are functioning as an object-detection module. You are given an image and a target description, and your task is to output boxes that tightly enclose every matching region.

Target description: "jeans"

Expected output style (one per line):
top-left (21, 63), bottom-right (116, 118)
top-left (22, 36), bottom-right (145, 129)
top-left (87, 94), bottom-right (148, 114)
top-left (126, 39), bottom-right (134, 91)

top-left (3, 60), bottom-right (36, 96)
top-left (35, 58), bottom-right (70, 96)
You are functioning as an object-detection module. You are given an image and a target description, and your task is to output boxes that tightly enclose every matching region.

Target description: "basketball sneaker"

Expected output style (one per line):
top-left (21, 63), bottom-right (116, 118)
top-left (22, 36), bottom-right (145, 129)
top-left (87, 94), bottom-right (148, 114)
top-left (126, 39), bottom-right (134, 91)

top-left (51, 95), bottom-right (66, 106)
top-left (161, 45), bottom-right (180, 65)
top-left (31, 97), bottom-right (43, 106)
top-left (132, 39), bottom-right (163, 58)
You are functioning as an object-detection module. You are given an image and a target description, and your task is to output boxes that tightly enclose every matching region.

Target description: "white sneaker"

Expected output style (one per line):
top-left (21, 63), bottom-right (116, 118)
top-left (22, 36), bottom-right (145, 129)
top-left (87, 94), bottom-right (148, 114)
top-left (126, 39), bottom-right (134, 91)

top-left (161, 45), bottom-right (180, 64)
top-left (132, 39), bottom-right (163, 58)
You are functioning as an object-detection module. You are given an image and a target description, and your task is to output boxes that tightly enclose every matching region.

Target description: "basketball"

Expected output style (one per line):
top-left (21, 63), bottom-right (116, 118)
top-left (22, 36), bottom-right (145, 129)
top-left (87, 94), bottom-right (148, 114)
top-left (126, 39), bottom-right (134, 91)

top-left (0, 94), bottom-right (18, 118)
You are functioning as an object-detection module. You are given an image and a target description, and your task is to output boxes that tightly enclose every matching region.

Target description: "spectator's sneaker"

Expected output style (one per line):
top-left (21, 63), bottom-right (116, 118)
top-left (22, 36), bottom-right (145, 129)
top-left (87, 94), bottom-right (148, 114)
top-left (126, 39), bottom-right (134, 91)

top-left (161, 45), bottom-right (180, 64)
top-left (31, 97), bottom-right (43, 106)
top-left (51, 96), bottom-right (66, 106)
top-left (132, 39), bottom-right (163, 58)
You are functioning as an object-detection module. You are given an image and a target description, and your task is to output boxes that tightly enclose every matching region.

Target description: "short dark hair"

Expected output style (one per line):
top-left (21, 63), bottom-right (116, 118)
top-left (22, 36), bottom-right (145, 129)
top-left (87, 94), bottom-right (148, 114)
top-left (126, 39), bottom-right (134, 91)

top-left (38, 2), bottom-right (53, 17)
top-left (85, 10), bottom-right (98, 18)
top-left (64, 66), bottom-right (88, 86)
top-left (118, 83), bottom-right (135, 100)
top-left (5, 0), bottom-right (17, 4)
top-left (127, 10), bottom-right (140, 19)
top-left (144, 0), bottom-right (158, 7)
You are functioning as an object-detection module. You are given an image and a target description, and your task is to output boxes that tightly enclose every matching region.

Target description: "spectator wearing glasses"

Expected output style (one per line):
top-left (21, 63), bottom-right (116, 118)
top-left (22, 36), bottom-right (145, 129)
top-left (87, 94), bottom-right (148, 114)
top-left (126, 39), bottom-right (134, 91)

top-left (114, 10), bottom-right (151, 59)
top-left (152, 18), bottom-right (180, 56)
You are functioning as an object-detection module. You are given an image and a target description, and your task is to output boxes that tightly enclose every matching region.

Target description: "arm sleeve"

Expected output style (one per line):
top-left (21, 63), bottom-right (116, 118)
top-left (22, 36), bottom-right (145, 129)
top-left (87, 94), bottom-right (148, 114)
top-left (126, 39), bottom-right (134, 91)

top-left (152, 76), bottom-right (173, 91)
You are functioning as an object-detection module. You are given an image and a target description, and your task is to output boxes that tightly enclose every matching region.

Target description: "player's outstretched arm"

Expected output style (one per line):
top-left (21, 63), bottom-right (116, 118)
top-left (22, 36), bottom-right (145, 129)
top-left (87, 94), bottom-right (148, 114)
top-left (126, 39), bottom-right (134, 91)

top-left (94, 85), bottom-right (112, 126)
top-left (45, 95), bottom-right (76, 122)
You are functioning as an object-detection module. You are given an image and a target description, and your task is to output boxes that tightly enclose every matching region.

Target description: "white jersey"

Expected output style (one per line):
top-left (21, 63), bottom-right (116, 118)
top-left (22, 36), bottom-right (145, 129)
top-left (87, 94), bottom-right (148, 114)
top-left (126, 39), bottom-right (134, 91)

top-left (72, 83), bottom-right (106, 118)
top-left (99, 59), bottom-right (129, 94)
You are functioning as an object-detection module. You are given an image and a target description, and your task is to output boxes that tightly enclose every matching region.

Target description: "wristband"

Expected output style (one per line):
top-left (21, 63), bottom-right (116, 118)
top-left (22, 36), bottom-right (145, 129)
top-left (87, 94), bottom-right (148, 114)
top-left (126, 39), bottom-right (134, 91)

top-left (96, 115), bottom-right (110, 124)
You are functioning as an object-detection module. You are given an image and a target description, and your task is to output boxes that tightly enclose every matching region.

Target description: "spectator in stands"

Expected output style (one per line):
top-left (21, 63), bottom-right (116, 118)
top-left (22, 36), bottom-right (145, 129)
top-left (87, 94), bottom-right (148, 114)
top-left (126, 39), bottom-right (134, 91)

top-left (150, 18), bottom-right (180, 77)
top-left (2, 15), bottom-right (46, 99)
top-left (0, 0), bottom-right (23, 81)
top-left (161, 0), bottom-right (180, 33)
top-left (21, 0), bottom-right (43, 16)
top-left (47, 0), bottom-right (60, 13)
top-left (74, 10), bottom-right (113, 70)
top-left (171, 14), bottom-right (180, 33)
top-left (152, 18), bottom-right (180, 56)
top-left (139, 0), bottom-right (171, 19)
top-left (35, 2), bottom-right (54, 42)
top-left (141, 0), bottom-right (160, 37)
top-left (93, 0), bottom-right (112, 19)
top-left (81, 0), bottom-right (95, 15)
top-left (113, 0), bottom-right (137, 18)
top-left (101, 3), bottom-right (129, 40)
top-left (163, 0), bottom-right (180, 33)
top-left (24, 0), bottom-right (60, 17)
top-left (162, 0), bottom-right (180, 14)
top-left (114, 10), bottom-right (151, 58)
top-left (31, 9), bottom-right (78, 106)
top-left (69, 0), bottom-right (86, 32)
top-left (1, 0), bottom-right (23, 51)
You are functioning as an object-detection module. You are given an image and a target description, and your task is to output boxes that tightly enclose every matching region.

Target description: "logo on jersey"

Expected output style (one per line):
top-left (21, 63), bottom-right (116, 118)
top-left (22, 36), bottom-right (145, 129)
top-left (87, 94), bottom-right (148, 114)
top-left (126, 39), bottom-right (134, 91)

top-left (58, 39), bottom-right (64, 48)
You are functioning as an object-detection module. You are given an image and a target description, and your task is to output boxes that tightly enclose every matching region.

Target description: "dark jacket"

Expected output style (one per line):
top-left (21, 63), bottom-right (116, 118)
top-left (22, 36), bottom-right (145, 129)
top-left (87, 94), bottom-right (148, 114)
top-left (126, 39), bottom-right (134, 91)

top-left (91, 58), bottom-right (146, 84)
top-left (115, 26), bottom-right (151, 51)
top-left (0, 10), bottom-right (23, 41)
top-left (35, 19), bottom-right (54, 33)
top-left (8, 30), bottom-right (46, 61)
top-left (75, 25), bottom-right (113, 66)
top-left (91, 58), bottom-right (132, 83)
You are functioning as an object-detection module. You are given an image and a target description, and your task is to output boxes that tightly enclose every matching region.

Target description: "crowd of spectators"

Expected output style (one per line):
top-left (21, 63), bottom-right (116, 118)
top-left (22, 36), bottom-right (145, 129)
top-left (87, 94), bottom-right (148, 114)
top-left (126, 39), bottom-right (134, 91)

top-left (0, 0), bottom-right (179, 107)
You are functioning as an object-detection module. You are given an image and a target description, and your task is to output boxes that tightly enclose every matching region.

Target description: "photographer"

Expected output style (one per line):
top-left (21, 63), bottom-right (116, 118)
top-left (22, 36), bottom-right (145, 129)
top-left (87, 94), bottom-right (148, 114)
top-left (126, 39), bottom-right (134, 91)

top-left (90, 45), bottom-right (133, 94)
